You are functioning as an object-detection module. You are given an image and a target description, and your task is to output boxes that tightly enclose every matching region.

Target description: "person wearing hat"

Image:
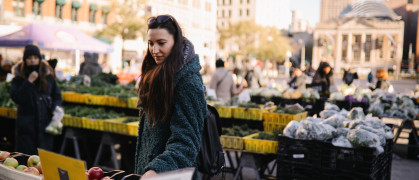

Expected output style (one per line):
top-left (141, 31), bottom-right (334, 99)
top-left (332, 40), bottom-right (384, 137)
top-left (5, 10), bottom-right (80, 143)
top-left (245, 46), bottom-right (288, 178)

top-left (209, 59), bottom-right (244, 101)
top-left (10, 44), bottom-right (62, 155)
top-left (79, 52), bottom-right (102, 76)
top-left (0, 59), bottom-right (12, 82)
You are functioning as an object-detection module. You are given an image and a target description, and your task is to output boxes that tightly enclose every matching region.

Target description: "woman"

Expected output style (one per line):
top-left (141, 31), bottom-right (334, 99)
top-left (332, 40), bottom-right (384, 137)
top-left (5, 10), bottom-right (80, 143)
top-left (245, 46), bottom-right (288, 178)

top-left (135, 15), bottom-right (207, 179)
top-left (374, 68), bottom-right (393, 92)
top-left (311, 62), bottom-right (334, 95)
top-left (10, 45), bottom-right (62, 155)
top-left (288, 67), bottom-right (307, 92)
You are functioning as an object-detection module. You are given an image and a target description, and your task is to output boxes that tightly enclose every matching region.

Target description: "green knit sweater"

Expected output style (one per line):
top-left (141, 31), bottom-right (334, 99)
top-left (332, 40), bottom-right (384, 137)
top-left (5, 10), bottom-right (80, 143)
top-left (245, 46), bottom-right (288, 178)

top-left (134, 54), bottom-right (206, 179)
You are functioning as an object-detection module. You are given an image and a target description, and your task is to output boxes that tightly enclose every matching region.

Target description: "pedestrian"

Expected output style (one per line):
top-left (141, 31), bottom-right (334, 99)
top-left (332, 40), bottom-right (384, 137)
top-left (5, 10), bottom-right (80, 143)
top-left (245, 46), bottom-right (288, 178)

top-left (209, 59), bottom-right (244, 101)
top-left (367, 70), bottom-right (373, 84)
top-left (342, 67), bottom-right (358, 85)
top-left (80, 52), bottom-right (102, 76)
top-left (135, 15), bottom-right (207, 180)
top-left (288, 67), bottom-right (307, 92)
top-left (78, 52), bottom-right (90, 75)
top-left (0, 59), bottom-right (12, 82)
top-left (372, 68), bottom-right (393, 92)
top-left (311, 62), bottom-right (334, 95)
top-left (10, 45), bottom-right (62, 155)
top-left (244, 59), bottom-right (264, 88)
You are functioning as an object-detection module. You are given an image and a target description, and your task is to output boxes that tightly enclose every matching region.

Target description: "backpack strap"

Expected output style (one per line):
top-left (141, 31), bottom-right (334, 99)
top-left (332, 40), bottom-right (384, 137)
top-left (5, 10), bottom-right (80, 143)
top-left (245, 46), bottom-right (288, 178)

top-left (216, 71), bottom-right (229, 88)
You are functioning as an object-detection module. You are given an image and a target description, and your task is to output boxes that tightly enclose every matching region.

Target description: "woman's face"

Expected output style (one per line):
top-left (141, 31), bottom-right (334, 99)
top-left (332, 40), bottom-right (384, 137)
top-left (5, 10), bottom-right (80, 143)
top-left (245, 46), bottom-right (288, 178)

top-left (323, 66), bottom-right (331, 75)
top-left (148, 28), bottom-right (175, 65)
top-left (25, 55), bottom-right (40, 66)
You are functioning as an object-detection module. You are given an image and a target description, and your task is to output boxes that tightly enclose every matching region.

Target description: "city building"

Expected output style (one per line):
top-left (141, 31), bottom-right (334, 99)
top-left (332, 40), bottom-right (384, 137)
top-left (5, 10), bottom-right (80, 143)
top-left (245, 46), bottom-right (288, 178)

top-left (290, 10), bottom-right (311, 33)
top-left (217, 0), bottom-right (291, 30)
top-left (0, 0), bottom-right (115, 73)
top-left (2, 0), bottom-right (114, 33)
top-left (313, 0), bottom-right (404, 75)
top-left (320, 0), bottom-right (357, 22)
top-left (384, 0), bottom-right (419, 71)
top-left (148, 0), bottom-right (217, 69)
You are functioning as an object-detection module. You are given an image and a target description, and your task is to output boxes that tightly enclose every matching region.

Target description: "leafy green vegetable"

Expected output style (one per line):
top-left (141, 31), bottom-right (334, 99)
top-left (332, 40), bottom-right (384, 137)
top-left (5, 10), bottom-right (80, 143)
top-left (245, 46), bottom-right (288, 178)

top-left (221, 124), bottom-right (259, 137)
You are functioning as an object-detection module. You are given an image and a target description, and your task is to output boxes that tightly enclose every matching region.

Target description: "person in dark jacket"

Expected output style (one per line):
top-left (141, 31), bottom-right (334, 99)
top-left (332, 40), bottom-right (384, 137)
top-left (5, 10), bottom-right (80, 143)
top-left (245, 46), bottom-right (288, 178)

top-left (312, 62), bottom-right (334, 95)
top-left (135, 15), bottom-right (206, 179)
top-left (289, 67), bottom-right (307, 92)
top-left (343, 67), bottom-right (358, 85)
top-left (80, 52), bottom-right (102, 76)
top-left (10, 45), bottom-right (62, 155)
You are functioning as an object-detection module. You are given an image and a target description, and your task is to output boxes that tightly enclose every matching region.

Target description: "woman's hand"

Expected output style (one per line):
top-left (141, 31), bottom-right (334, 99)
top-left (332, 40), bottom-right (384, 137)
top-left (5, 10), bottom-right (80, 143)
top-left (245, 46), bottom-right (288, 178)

top-left (141, 170), bottom-right (157, 179)
top-left (28, 71), bottom-right (39, 83)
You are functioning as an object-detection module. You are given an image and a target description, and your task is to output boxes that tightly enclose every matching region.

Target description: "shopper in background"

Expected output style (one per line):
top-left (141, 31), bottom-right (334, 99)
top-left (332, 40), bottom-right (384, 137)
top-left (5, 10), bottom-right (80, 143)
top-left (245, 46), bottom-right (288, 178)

top-left (135, 15), bottom-right (206, 180)
top-left (367, 70), bottom-right (374, 84)
top-left (0, 59), bottom-right (12, 82)
top-left (244, 59), bottom-right (264, 88)
top-left (288, 67), bottom-right (307, 92)
top-left (343, 67), bottom-right (358, 85)
top-left (80, 52), bottom-right (102, 76)
top-left (10, 45), bottom-right (62, 155)
top-left (209, 59), bottom-right (244, 101)
top-left (373, 68), bottom-right (393, 92)
top-left (311, 62), bottom-right (334, 95)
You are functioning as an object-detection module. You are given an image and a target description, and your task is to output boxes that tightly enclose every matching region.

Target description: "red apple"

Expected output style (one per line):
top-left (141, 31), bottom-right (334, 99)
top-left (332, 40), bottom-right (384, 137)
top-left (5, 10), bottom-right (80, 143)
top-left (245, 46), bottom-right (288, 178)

top-left (16, 165), bottom-right (28, 171)
top-left (35, 162), bottom-right (42, 174)
top-left (88, 167), bottom-right (103, 180)
top-left (27, 155), bottom-right (40, 167)
top-left (3, 157), bottom-right (18, 168)
top-left (24, 167), bottom-right (40, 176)
top-left (0, 151), bottom-right (11, 161)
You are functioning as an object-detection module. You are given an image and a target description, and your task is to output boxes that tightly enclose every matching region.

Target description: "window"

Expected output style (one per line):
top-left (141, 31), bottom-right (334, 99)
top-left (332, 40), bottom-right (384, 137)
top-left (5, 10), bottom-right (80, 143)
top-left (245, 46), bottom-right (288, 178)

top-left (71, 8), bottom-right (78, 21)
top-left (365, 35), bottom-right (372, 62)
top-left (342, 35), bottom-right (348, 61)
top-left (247, 9), bottom-right (249, 16)
top-left (240, 0), bottom-right (243, 4)
top-left (102, 7), bottom-right (110, 24)
top-left (55, 0), bottom-right (66, 20)
top-left (247, 0), bottom-right (250, 4)
top-left (89, 4), bottom-right (98, 23)
top-left (32, 0), bottom-right (43, 16)
top-left (376, 36), bottom-right (384, 59)
top-left (179, 0), bottom-right (188, 5)
top-left (13, 0), bottom-right (25, 17)
top-left (222, 10), bottom-right (225, 17)
top-left (352, 35), bottom-right (361, 61)
top-left (205, 2), bottom-right (211, 12)
top-left (240, 9), bottom-right (242, 16)
top-left (223, 0), bottom-right (225, 5)
top-left (229, 0), bottom-right (232, 5)
top-left (229, 10), bottom-right (232, 17)
top-left (193, 0), bottom-right (200, 8)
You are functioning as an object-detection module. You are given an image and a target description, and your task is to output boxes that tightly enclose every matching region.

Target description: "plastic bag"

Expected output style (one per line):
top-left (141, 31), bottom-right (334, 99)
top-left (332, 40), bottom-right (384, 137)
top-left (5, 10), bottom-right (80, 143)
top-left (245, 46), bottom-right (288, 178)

top-left (332, 136), bottom-right (352, 148)
top-left (306, 117), bottom-right (323, 124)
top-left (319, 110), bottom-right (338, 119)
top-left (45, 106), bottom-right (64, 135)
top-left (295, 124), bottom-right (309, 140)
top-left (336, 127), bottom-right (350, 137)
top-left (284, 120), bottom-right (300, 138)
top-left (347, 107), bottom-right (365, 120)
top-left (324, 102), bottom-right (340, 111)
top-left (297, 120), bottom-right (336, 141)
top-left (347, 120), bottom-right (368, 129)
top-left (321, 114), bottom-right (348, 128)
top-left (347, 129), bottom-right (381, 148)
top-left (339, 109), bottom-right (349, 117)
top-left (368, 102), bottom-right (384, 116)
top-left (356, 125), bottom-right (386, 146)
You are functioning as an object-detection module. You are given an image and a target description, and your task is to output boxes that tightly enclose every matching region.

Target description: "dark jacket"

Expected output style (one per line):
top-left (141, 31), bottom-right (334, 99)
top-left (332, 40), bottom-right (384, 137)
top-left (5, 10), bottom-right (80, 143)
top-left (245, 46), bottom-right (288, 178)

top-left (134, 40), bottom-right (206, 179)
top-left (311, 63), bottom-right (334, 94)
top-left (343, 70), bottom-right (358, 85)
top-left (375, 79), bottom-right (392, 92)
top-left (10, 61), bottom-right (62, 155)
top-left (80, 55), bottom-right (102, 76)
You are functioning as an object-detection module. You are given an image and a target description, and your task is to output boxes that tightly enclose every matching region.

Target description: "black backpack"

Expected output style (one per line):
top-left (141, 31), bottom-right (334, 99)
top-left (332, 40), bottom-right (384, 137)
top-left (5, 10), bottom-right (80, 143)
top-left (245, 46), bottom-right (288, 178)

top-left (197, 104), bottom-right (225, 176)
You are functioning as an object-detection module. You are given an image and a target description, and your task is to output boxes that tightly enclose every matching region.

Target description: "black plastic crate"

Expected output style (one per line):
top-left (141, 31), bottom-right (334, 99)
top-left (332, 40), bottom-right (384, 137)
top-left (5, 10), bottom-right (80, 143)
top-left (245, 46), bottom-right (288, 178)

top-left (277, 136), bottom-right (393, 180)
top-left (250, 95), bottom-right (268, 104)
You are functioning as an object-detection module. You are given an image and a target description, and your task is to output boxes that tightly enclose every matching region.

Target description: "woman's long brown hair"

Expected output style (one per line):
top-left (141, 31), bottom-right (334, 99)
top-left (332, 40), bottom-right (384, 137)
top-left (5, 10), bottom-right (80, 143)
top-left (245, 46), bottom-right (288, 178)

top-left (20, 61), bottom-right (55, 93)
top-left (139, 15), bottom-right (185, 127)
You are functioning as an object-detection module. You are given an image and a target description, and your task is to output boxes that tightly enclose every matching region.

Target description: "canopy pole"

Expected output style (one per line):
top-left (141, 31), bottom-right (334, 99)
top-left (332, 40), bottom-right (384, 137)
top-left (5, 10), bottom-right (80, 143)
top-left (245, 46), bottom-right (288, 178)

top-left (75, 49), bottom-right (80, 75)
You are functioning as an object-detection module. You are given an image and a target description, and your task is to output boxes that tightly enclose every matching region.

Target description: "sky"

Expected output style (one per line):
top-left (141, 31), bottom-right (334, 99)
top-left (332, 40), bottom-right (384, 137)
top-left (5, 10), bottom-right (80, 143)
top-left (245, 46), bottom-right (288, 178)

top-left (290, 0), bottom-right (321, 27)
